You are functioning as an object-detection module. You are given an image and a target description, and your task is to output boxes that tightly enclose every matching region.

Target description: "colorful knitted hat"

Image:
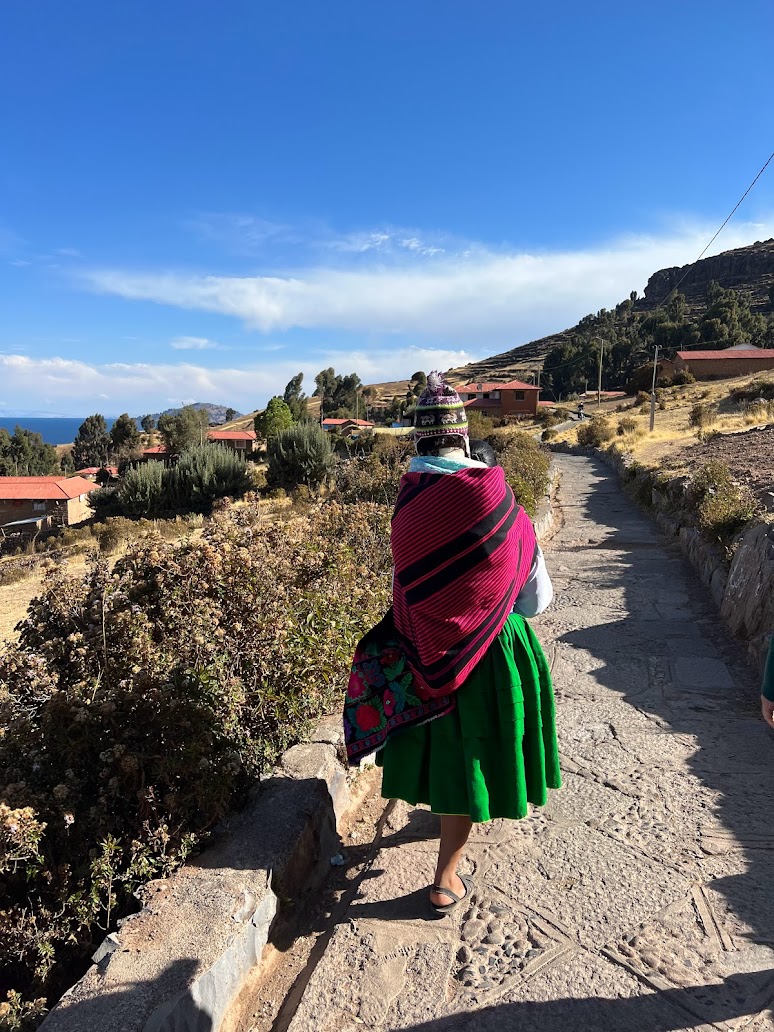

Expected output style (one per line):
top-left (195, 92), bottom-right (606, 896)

top-left (413, 371), bottom-right (468, 442)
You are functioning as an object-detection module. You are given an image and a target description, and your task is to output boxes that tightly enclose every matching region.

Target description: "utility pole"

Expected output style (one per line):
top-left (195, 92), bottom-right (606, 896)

top-left (596, 339), bottom-right (604, 409)
top-left (649, 345), bottom-right (661, 432)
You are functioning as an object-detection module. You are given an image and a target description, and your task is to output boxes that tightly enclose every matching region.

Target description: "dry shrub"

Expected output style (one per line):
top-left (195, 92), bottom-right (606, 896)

top-left (689, 402), bottom-right (718, 429)
top-left (577, 416), bottom-right (615, 448)
top-left (497, 432), bottom-right (551, 516)
top-left (742, 400), bottom-right (774, 425)
top-left (617, 415), bottom-right (639, 436)
top-left (690, 460), bottom-right (758, 543)
top-left (730, 376), bottom-right (774, 403)
top-left (0, 500), bottom-right (391, 1019)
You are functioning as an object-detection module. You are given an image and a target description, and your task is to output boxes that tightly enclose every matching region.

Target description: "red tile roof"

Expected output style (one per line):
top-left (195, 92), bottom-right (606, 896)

top-left (207, 429), bottom-right (257, 440)
top-left (143, 445), bottom-right (169, 455)
top-left (677, 350), bottom-right (774, 361)
top-left (321, 418), bottom-right (375, 427)
top-left (0, 476), bottom-right (97, 500)
top-left (75, 466), bottom-right (119, 476)
top-left (458, 380), bottom-right (540, 392)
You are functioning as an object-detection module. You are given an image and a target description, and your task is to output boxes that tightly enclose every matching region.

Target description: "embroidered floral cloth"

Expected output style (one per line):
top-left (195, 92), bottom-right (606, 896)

top-left (344, 608), bottom-right (453, 764)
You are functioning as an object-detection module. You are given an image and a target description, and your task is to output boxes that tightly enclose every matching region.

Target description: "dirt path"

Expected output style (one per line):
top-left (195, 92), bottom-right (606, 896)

top-left (247, 453), bottom-right (774, 1032)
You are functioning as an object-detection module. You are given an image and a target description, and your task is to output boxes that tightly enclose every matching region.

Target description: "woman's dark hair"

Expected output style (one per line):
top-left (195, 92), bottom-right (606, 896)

top-left (469, 439), bottom-right (498, 466)
top-left (415, 434), bottom-right (467, 456)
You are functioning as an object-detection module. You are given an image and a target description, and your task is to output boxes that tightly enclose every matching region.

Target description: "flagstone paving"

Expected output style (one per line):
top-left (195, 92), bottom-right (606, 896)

top-left (277, 453), bottom-right (774, 1031)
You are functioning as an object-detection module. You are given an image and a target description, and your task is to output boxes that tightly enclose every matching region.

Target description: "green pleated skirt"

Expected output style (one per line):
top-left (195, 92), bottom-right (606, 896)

top-left (377, 613), bottom-right (561, 823)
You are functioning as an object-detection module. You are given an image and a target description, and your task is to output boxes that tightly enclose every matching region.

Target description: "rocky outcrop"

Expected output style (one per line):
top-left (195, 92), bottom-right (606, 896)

top-left (642, 238), bottom-right (774, 313)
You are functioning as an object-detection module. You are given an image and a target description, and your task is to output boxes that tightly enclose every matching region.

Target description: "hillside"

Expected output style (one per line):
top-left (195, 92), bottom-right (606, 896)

top-left (449, 238), bottom-right (774, 384)
top-left (139, 402), bottom-right (242, 427)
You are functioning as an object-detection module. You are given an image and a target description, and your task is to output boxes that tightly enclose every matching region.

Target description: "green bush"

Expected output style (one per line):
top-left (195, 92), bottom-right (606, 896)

top-left (116, 461), bottom-right (166, 517)
top-left (577, 416), bottom-right (616, 448)
top-left (90, 448), bottom-right (252, 519)
top-left (267, 423), bottom-right (335, 490)
top-left (0, 501), bottom-right (391, 1019)
top-left (690, 460), bottom-right (758, 543)
top-left (689, 402), bottom-right (717, 429)
top-left (498, 432), bottom-right (551, 517)
top-left (164, 444), bottom-right (253, 514)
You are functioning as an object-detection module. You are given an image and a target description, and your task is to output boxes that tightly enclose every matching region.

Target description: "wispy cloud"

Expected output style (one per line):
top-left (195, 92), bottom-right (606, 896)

top-left (170, 335), bottom-right (224, 350)
top-left (81, 217), bottom-right (774, 346)
top-left (55, 247), bottom-right (82, 258)
top-left (0, 345), bottom-right (476, 416)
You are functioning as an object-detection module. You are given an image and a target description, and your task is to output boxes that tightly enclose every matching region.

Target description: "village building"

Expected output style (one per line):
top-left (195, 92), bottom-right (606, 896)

top-left (74, 466), bottom-right (119, 482)
top-left (321, 418), bottom-right (375, 438)
top-left (141, 429), bottom-right (257, 462)
top-left (206, 429), bottom-right (257, 455)
top-left (673, 346), bottom-right (774, 379)
top-left (0, 476), bottom-right (97, 531)
top-left (457, 380), bottom-right (541, 419)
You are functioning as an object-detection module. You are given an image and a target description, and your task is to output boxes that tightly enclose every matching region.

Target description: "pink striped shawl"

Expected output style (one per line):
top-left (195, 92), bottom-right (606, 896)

top-left (391, 465), bottom-right (537, 698)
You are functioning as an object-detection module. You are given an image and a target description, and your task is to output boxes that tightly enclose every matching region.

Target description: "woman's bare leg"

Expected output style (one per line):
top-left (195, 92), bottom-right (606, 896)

top-left (430, 814), bottom-right (473, 906)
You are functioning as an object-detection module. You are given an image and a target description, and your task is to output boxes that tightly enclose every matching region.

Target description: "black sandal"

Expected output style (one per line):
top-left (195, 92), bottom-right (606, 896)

top-left (429, 874), bottom-right (474, 915)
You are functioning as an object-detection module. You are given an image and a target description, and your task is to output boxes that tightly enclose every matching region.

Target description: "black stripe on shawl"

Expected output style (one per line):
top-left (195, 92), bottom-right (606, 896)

top-left (391, 473), bottom-right (434, 521)
top-left (402, 497), bottom-right (519, 607)
top-left (397, 487), bottom-right (514, 592)
top-left (397, 580), bottom-right (517, 691)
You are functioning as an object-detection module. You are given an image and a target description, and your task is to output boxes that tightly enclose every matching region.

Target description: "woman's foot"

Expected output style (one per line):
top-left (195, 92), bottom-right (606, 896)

top-left (430, 872), bottom-right (467, 908)
top-left (429, 873), bottom-right (473, 914)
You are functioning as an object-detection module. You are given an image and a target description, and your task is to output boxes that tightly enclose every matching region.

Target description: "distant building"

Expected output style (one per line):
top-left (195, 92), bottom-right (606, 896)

top-left (321, 418), bottom-right (375, 438)
top-left (0, 476), bottom-right (97, 529)
top-left (673, 348), bottom-right (774, 379)
top-left (141, 429), bottom-right (257, 461)
top-left (457, 380), bottom-right (541, 418)
top-left (74, 466), bottom-right (119, 482)
top-left (206, 429), bottom-right (257, 455)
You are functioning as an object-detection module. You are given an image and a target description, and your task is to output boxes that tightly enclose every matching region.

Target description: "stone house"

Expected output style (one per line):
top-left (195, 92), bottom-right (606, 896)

top-left (0, 476), bottom-right (97, 529)
top-left (674, 348), bottom-right (774, 379)
top-left (457, 380), bottom-right (541, 418)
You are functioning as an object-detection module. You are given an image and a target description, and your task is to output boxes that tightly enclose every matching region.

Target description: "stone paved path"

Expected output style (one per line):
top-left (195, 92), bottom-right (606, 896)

top-left (284, 454), bottom-right (774, 1031)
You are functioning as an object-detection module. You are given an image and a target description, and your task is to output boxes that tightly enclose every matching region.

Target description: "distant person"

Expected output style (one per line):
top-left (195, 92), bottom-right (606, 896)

top-left (762, 636), bottom-right (774, 728)
top-left (577, 401), bottom-right (585, 421)
top-left (344, 372), bottom-right (560, 915)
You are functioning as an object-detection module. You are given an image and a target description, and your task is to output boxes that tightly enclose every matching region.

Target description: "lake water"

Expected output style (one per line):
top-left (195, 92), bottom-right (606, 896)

top-left (0, 417), bottom-right (116, 446)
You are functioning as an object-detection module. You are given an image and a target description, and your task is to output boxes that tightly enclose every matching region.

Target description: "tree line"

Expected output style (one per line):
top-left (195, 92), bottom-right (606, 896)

top-left (542, 282), bottom-right (774, 399)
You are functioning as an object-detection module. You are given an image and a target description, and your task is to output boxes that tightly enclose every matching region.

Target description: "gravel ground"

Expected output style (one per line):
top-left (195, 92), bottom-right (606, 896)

top-left (673, 424), bottom-right (774, 504)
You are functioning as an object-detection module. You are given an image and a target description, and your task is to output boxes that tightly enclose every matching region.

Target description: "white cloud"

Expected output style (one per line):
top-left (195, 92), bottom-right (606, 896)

top-left (55, 247), bottom-right (82, 258)
top-left (0, 345), bottom-right (477, 416)
top-left (170, 335), bottom-right (223, 350)
top-left (82, 217), bottom-right (774, 347)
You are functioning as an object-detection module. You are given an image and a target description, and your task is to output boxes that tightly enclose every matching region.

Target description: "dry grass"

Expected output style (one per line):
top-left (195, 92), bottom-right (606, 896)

top-left (554, 372), bottom-right (774, 474)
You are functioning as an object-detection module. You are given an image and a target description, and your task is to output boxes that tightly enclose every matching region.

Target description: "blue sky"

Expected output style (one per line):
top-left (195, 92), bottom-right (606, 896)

top-left (2, 0), bottom-right (774, 416)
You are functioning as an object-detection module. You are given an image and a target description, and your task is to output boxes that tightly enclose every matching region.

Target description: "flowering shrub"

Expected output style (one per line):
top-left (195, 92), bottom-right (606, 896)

top-left (0, 500), bottom-right (391, 1022)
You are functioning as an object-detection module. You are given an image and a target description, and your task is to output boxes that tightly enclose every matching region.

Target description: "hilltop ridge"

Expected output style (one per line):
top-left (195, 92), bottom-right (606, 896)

top-left (449, 237), bottom-right (774, 384)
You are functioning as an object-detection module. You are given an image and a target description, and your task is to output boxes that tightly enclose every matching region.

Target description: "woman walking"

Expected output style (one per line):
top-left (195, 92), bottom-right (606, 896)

top-left (344, 373), bottom-right (560, 914)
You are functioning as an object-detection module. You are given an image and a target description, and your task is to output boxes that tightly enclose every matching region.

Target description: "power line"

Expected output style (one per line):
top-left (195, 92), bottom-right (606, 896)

top-left (653, 147), bottom-right (774, 310)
